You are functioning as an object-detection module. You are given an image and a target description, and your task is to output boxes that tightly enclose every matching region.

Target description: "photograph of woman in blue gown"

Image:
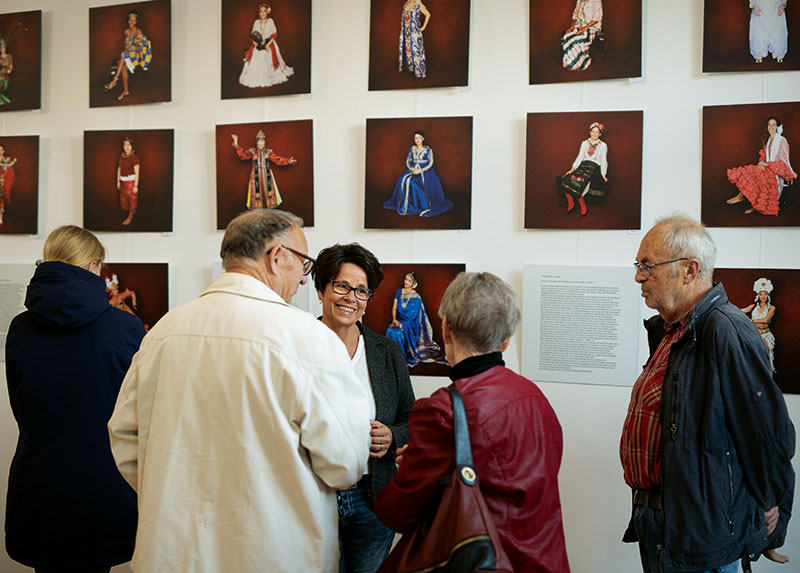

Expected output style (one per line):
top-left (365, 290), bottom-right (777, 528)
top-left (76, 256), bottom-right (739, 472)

top-left (383, 130), bottom-right (454, 217)
top-left (385, 272), bottom-right (448, 367)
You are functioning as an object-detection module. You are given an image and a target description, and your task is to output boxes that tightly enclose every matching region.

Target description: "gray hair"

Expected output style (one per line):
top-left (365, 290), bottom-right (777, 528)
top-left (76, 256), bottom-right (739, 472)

top-left (654, 214), bottom-right (716, 280)
top-left (438, 272), bottom-right (521, 354)
top-left (220, 210), bottom-right (303, 268)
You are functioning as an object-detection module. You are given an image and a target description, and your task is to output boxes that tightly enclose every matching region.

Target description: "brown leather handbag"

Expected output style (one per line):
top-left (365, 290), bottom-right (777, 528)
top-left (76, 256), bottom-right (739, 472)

top-left (378, 387), bottom-right (513, 573)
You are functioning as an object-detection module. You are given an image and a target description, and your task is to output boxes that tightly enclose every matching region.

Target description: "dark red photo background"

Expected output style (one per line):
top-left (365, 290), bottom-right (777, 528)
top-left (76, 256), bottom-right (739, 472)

top-left (365, 117), bottom-right (472, 230)
top-left (221, 0), bottom-right (311, 99)
top-left (0, 135), bottom-right (38, 235)
top-left (529, 0), bottom-right (641, 85)
top-left (703, 0), bottom-right (800, 73)
top-left (0, 10), bottom-right (41, 112)
top-left (525, 111), bottom-right (642, 230)
top-left (361, 263), bottom-right (464, 377)
top-left (101, 262), bottom-right (168, 331)
top-left (83, 129), bottom-right (174, 232)
top-left (216, 120), bottom-right (314, 229)
top-left (715, 268), bottom-right (800, 394)
top-left (701, 102), bottom-right (800, 228)
top-left (368, 0), bottom-right (470, 91)
top-left (89, 0), bottom-right (171, 108)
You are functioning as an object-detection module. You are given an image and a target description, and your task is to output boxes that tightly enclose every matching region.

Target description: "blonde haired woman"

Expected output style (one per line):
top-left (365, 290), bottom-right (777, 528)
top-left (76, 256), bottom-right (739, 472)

top-left (5, 225), bottom-right (145, 572)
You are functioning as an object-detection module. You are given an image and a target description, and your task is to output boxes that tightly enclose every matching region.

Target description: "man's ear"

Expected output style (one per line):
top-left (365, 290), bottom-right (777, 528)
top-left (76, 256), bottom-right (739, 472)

top-left (264, 244), bottom-right (281, 274)
top-left (684, 259), bottom-right (702, 284)
top-left (442, 316), bottom-right (452, 345)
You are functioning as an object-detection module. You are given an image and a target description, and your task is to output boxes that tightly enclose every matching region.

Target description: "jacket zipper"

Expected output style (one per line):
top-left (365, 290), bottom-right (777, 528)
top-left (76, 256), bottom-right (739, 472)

top-left (727, 451), bottom-right (735, 535)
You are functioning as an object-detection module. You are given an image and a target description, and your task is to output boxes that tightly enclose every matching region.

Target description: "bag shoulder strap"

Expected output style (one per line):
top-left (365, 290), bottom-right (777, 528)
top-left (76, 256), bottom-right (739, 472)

top-left (447, 387), bottom-right (478, 486)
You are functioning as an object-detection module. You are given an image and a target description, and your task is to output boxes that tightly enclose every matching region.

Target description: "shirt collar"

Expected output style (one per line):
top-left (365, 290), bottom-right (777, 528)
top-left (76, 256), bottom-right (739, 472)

top-left (449, 352), bottom-right (505, 381)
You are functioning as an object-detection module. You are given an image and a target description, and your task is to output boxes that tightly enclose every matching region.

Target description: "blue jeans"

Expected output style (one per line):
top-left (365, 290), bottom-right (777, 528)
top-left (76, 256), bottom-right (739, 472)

top-left (633, 505), bottom-right (739, 573)
top-left (337, 485), bottom-right (395, 573)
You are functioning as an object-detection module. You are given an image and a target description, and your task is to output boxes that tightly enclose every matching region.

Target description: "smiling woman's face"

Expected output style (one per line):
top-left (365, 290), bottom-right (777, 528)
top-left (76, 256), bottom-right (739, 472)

top-left (320, 263), bottom-right (369, 331)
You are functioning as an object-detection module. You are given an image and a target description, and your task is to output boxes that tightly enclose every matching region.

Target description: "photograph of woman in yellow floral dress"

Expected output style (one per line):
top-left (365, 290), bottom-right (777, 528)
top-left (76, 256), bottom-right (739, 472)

top-left (103, 11), bottom-right (152, 102)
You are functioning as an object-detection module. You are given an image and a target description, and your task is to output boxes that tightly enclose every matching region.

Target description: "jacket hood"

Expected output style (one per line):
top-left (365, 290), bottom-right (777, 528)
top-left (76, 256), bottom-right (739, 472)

top-left (25, 261), bottom-right (111, 329)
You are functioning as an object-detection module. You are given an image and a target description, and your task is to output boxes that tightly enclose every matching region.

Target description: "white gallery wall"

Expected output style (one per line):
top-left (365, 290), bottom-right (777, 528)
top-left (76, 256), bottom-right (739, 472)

top-left (1, 1), bottom-right (799, 571)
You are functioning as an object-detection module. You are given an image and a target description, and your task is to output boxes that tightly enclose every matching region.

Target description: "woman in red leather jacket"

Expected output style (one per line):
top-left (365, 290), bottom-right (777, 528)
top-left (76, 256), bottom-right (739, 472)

top-left (374, 272), bottom-right (570, 572)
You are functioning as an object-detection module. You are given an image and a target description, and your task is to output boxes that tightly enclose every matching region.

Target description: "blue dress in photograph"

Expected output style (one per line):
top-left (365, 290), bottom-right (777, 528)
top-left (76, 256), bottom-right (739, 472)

top-left (383, 146), bottom-right (454, 217)
top-left (385, 288), bottom-right (447, 367)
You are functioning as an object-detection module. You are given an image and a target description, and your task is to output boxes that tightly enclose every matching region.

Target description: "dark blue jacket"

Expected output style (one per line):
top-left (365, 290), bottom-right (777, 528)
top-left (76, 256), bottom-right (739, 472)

top-left (623, 283), bottom-right (795, 572)
top-left (5, 261), bottom-right (145, 570)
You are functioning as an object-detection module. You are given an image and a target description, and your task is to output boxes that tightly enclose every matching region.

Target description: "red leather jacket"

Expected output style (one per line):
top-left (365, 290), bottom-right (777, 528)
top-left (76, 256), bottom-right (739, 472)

top-left (374, 355), bottom-right (570, 572)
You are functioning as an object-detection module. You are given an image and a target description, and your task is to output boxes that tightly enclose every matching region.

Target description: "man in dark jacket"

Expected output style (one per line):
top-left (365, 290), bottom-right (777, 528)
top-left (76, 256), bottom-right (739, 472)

top-left (620, 215), bottom-right (795, 572)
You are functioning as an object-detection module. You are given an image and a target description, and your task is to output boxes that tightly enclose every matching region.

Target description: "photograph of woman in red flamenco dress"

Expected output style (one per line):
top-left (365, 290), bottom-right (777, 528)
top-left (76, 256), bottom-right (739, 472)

top-left (726, 116), bottom-right (796, 215)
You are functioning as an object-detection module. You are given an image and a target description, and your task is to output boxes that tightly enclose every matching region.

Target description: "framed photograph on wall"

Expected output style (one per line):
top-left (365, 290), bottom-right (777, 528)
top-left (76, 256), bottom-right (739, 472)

top-left (364, 116), bottom-right (472, 230)
top-left (715, 268), bottom-right (800, 394)
top-left (0, 10), bottom-right (42, 112)
top-left (221, 0), bottom-right (311, 100)
top-left (368, 0), bottom-right (470, 91)
top-left (360, 263), bottom-right (464, 377)
top-left (0, 135), bottom-right (37, 234)
top-left (703, 0), bottom-right (799, 73)
top-left (215, 119), bottom-right (313, 230)
top-left (525, 111), bottom-right (642, 230)
top-left (701, 102), bottom-right (799, 227)
top-left (101, 262), bottom-right (168, 331)
top-left (89, 0), bottom-right (171, 107)
top-left (83, 129), bottom-right (174, 232)
top-left (529, 0), bottom-right (642, 85)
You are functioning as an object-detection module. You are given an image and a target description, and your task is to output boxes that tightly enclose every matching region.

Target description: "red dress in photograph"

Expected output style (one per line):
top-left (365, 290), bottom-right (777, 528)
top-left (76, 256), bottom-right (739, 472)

top-left (727, 135), bottom-right (796, 215)
top-left (118, 153), bottom-right (140, 211)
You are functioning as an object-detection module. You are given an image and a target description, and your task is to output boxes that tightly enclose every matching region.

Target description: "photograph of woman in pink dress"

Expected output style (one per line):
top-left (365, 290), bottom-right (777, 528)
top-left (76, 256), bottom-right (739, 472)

top-left (726, 116), bottom-right (796, 215)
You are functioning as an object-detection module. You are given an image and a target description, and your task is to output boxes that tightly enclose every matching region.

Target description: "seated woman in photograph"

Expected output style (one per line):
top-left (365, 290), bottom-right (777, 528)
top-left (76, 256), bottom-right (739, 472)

top-left (383, 130), bottom-right (454, 217)
top-left (556, 121), bottom-right (608, 217)
top-left (104, 11), bottom-right (152, 101)
top-left (562, 0), bottom-right (603, 71)
top-left (312, 243), bottom-right (415, 573)
top-left (5, 225), bottom-right (145, 573)
top-left (749, 0), bottom-right (788, 64)
top-left (385, 271), bottom-right (448, 367)
top-left (727, 116), bottom-right (796, 215)
top-left (399, 0), bottom-right (430, 79)
top-left (117, 137), bottom-right (139, 226)
top-left (0, 142), bottom-right (16, 226)
top-left (740, 277), bottom-right (778, 372)
top-left (239, 4), bottom-right (294, 88)
top-left (374, 272), bottom-right (570, 572)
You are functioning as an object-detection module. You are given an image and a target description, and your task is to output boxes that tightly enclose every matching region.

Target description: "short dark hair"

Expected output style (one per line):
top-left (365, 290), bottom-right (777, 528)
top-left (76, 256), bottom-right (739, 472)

top-left (312, 243), bottom-right (384, 293)
top-left (220, 209), bottom-right (303, 268)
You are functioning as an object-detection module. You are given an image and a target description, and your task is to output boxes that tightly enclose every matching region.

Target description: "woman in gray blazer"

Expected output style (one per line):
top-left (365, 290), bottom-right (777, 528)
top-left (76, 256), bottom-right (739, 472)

top-left (313, 243), bottom-right (415, 573)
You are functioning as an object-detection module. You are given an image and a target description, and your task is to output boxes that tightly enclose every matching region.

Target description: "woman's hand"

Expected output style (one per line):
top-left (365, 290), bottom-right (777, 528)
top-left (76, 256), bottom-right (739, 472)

top-left (603, 176), bottom-right (608, 183)
top-left (392, 319), bottom-right (401, 328)
top-left (369, 420), bottom-right (393, 459)
top-left (753, 5), bottom-right (762, 17)
top-left (395, 444), bottom-right (408, 467)
top-left (778, 4), bottom-right (786, 17)
top-left (231, 134), bottom-right (239, 147)
top-left (116, 181), bottom-right (121, 190)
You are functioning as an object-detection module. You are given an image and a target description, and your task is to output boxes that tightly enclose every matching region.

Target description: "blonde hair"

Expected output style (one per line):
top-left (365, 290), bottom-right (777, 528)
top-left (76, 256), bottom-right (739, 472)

top-left (43, 225), bottom-right (106, 270)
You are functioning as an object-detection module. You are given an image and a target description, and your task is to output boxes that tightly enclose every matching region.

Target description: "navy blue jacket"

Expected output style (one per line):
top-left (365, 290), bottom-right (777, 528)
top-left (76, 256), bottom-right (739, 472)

top-left (5, 261), bottom-right (145, 570)
top-left (623, 283), bottom-right (795, 572)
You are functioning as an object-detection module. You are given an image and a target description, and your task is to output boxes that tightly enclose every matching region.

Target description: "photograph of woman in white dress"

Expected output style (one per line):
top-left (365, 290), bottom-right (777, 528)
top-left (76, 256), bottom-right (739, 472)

top-left (239, 3), bottom-right (293, 88)
top-left (740, 277), bottom-right (777, 372)
top-left (750, 0), bottom-right (788, 64)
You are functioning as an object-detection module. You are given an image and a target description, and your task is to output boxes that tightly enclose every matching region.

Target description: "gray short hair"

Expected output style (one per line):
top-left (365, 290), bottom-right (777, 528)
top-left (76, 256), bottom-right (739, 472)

top-left (220, 210), bottom-right (303, 268)
top-left (654, 214), bottom-right (717, 280)
top-left (438, 272), bottom-right (521, 354)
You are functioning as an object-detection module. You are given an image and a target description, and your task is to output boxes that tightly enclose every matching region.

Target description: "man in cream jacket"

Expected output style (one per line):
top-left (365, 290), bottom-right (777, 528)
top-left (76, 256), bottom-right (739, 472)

top-left (109, 210), bottom-right (371, 572)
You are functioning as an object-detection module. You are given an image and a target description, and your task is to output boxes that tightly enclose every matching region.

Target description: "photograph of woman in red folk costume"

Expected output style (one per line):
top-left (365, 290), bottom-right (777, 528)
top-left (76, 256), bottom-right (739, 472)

top-left (726, 116), bottom-right (796, 215)
top-left (239, 3), bottom-right (294, 88)
top-left (231, 130), bottom-right (297, 209)
top-left (116, 137), bottom-right (140, 226)
top-left (0, 142), bottom-right (16, 226)
top-left (103, 10), bottom-right (152, 102)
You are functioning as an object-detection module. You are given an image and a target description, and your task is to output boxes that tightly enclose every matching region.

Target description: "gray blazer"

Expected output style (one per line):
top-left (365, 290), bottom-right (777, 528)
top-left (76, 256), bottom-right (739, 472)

top-left (357, 322), bottom-right (415, 505)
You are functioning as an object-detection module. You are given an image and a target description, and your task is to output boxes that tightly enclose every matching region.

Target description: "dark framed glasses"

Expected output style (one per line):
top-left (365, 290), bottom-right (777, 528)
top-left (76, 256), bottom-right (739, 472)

top-left (330, 280), bottom-right (373, 301)
top-left (279, 244), bottom-right (316, 276)
top-left (633, 258), bottom-right (688, 279)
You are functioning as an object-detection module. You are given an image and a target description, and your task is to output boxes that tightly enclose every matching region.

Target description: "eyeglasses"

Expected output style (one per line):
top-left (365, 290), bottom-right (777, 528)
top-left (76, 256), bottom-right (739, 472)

top-left (633, 258), bottom-right (688, 278)
top-left (330, 280), bottom-right (373, 301)
top-left (270, 244), bottom-right (316, 275)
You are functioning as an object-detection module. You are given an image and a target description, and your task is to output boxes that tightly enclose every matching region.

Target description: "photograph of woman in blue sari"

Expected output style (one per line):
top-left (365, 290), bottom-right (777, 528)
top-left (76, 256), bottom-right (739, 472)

top-left (383, 130), bottom-right (454, 217)
top-left (385, 272), bottom-right (448, 367)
